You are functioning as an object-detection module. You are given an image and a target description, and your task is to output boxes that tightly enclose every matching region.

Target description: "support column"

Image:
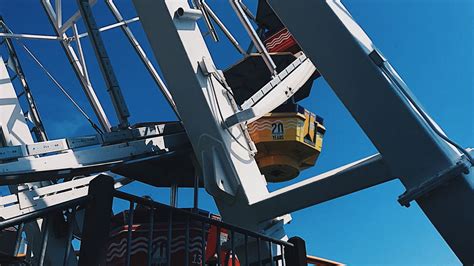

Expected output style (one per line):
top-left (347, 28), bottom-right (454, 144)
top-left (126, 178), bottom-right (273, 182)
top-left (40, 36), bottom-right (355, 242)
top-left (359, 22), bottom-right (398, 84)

top-left (132, 0), bottom-right (270, 229)
top-left (285, 237), bottom-right (307, 266)
top-left (78, 175), bottom-right (114, 266)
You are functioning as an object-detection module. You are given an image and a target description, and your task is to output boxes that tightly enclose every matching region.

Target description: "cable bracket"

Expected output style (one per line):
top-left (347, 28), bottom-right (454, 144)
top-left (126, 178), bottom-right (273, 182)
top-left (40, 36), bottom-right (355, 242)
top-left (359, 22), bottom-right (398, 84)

top-left (398, 156), bottom-right (471, 207)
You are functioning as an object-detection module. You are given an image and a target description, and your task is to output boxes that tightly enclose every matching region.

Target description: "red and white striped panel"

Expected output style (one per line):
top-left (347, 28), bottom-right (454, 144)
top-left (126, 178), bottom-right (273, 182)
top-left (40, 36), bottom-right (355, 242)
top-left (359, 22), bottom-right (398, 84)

top-left (264, 28), bottom-right (298, 53)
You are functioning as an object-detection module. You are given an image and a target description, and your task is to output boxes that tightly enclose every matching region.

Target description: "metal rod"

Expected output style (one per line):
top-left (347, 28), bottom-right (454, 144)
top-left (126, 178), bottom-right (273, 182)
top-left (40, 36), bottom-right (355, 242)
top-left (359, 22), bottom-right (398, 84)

top-left (216, 225), bottom-right (221, 266)
top-left (185, 214), bottom-right (190, 266)
top-left (55, 0), bottom-right (62, 28)
top-left (63, 209), bottom-right (76, 266)
top-left (280, 244), bottom-right (286, 266)
top-left (18, 40), bottom-right (104, 135)
top-left (104, 0), bottom-right (180, 118)
top-left (244, 233), bottom-right (249, 266)
top-left (247, 27), bottom-right (264, 54)
top-left (76, 17), bottom-right (140, 39)
top-left (41, 1), bottom-right (112, 132)
top-left (201, 1), bottom-right (246, 55)
top-left (77, 0), bottom-right (130, 129)
top-left (0, 32), bottom-right (63, 41)
top-left (201, 221), bottom-right (206, 265)
top-left (13, 223), bottom-right (24, 257)
top-left (147, 206), bottom-right (154, 266)
top-left (231, 230), bottom-right (235, 266)
top-left (196, 0), bottom-right (219, 42)
top-left (58, 0), bottom-right (98, 34)
top-left (229, 0), bottom-right (277, 76)
top-left (193, 172), bottom-right (199, 212)
top-left (170, 182), bottom-right (178, 207)
top-left (257, 237), bottom-right (262, 266)
top-left (239, 1), bottom-right (256, 22)
top-left (72, 23), bottom-right (90, 84)
top-left (268, 241), bottom-right (273, 266)
top-left (167, 209), bottom-right (173, 266)
top-left (38, 218), bottom-right (50, 266)
top-left (126, 201), bottom-right (135, 266)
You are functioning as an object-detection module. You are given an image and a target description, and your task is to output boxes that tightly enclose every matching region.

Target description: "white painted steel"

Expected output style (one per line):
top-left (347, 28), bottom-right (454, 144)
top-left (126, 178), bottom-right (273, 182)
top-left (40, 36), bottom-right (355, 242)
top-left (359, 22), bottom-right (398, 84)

top-left (268, 0), bottom-right (473, 262)
top-left (0, 57), bottom-right (34, 146)
top-left (41, 0), bottom-right (112, 132)
top-left (0, 33), bottom-right (62, 41)
top-left (0, 132), bottom-right (187, 183)
top-left (225, 54), bottom-right (316, 127)
top-left (132, 0), bottom-right (270, 229)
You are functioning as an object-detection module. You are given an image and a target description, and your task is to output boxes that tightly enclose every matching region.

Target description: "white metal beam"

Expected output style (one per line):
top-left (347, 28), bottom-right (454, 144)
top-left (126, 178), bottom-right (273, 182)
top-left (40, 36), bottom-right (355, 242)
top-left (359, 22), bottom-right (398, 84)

top-left (0, 173), bottom-right (130, 220)
top-left (268, 0), bottom-right (473, 262)
top-left (0, 32), bottom-right (63, 41)
top-left (55, 0), bottom-right (62, 28)
top-left (77, 0), bottom-right (130, 129)
top-left (225, 53), bottom-right (316, 127)
top-left (132, 0), bottom-right (270, 230)
top-left (0, 131), bottom-right (189, 184)
top-left (75, 17), bottom-right (140, 39)
top-left (56, 0), bottom-right (98, 34)
top-left (0, 56), bottom-right (34, 146)
top-left (0, 56), bottom-right (77, 266)
top-left (252, 154), bottom-right (394, 222)
top-left (41, 0), bottom-right (112, 132)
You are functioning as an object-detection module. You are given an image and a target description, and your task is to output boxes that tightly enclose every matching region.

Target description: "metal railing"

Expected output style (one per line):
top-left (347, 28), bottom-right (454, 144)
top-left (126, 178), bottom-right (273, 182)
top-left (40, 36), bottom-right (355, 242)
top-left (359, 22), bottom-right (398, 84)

top-left (0, 195), bottom-right (91, 266)
top-left (0, 175), bottom-right (307, 266)
top-left (77, 175), bottom-right (307, 266)
top-left (110, 190), bottom-right (294, 266)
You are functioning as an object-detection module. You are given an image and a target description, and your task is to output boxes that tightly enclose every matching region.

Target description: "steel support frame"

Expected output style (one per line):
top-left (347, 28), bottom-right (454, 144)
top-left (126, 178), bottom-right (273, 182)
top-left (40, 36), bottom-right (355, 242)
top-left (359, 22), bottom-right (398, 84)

top-left (0, 57), bottom-right (77, 265)
top-left (41, 0), bottom-right (112, 132)
top-left (0, 173), bottom-right (129, 221)
top-left (253, 154), bottom-right (394, 222)
top-left (131, 1), bottom-right (399, 251)
top-left (59, 0), bottom-right (98, 34)
top-left (200, 0), bottom-right (246, 55)
top-left (104, 0), bottom-right (180, 118)
top-left (267, 0), bottom-right (473, 263)
top-left (0, 19), bottom-right (48, 142)
top-left (229, 0), bottom-right (277, 76)
top-left (0, 32), bottom-right (63, 41)
top-left (77, 0), bottom-right (130, 129)
top-left (285, 237), bottom-right (307, 266)
top-left (132, 0), bottom-right (270, 230)
top-left (78, 174), bottom-right (115, 266)
top-left (75, 17), bottom-right (140, 39)
top-left (0, 131), bottom-right (189, 184)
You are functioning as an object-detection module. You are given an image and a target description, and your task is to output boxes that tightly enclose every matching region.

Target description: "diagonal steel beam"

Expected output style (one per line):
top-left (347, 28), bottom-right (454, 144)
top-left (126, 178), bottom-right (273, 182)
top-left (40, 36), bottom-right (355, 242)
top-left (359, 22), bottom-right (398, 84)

top-left (41, 0), bottom-right (112, 132)
top-left (77, 0), bottom-right (130, 129)
top-left (253, 154), bottom-right (394, 222)
top-left (268, 0), bottom-right (473, 263)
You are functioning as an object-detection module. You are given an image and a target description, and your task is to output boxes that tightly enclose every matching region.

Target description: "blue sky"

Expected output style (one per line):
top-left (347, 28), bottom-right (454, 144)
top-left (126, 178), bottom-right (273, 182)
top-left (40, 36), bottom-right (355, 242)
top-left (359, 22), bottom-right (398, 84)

top-left (1, 0), bottom-right (473, 265)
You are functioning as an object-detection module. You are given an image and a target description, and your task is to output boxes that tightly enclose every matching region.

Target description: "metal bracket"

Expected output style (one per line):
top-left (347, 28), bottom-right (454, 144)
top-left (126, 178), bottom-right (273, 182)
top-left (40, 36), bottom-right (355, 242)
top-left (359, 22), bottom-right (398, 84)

top-left (398, 157), bottom-right (471, 207)
top-left (0, 174), bottom-right (130, 220)
top-left (224, 53), bottom-right (315, 128)
top-left (199, 57), bottom-right (257, 155)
